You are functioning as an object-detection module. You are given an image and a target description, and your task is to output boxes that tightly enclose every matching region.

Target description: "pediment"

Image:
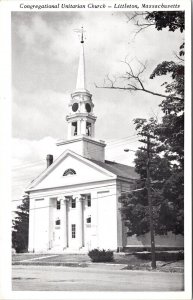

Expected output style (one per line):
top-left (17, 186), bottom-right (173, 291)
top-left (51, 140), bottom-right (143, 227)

top-left (26, 150), bottom-right (116, 191)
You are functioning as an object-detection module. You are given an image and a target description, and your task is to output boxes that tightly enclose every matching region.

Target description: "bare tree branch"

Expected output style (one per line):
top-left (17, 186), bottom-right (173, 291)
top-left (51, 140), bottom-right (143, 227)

top-left (95, 60), bottom-right (183, 101)
top-left (173, 51), bottom-right (184, 62)
top-left (126, 12), bottom-right (155, 38)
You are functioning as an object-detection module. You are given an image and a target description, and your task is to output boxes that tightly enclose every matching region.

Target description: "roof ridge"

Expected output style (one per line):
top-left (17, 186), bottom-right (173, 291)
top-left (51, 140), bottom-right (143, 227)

top-left (104, 159), bottom-right (134, 168)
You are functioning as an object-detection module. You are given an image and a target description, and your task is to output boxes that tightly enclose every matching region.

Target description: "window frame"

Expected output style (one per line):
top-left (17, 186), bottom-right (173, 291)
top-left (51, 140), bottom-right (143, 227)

top-left (71, 224), bottom-right (76, 238)
top-left (56, 200), bottom-right (61, 210)
top-left (86, 216), bottom-right (91, 224)
top-left (55, 219), bottom-right (61, 226)
top-left (63, 168), bottom-right (76, 176)
top-left (87, 194), bottom-right (91, 207)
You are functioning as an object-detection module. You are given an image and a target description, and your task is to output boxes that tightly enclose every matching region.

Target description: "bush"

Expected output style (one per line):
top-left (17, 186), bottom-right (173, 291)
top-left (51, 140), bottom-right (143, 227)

top-left (134, 251), bottom-right (184, 261)
top-left (88, 249), bottom-right (114, 262)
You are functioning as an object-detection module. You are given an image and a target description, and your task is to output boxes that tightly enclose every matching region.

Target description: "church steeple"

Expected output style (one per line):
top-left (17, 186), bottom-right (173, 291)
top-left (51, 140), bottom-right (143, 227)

top-left (76, 27), bottom-right (87, 92)
top-left (57, 27), bottom-right (106, 162)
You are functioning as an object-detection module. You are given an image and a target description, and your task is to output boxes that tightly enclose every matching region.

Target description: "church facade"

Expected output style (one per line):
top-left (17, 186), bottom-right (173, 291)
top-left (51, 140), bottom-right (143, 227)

top-left (26, 31), bottom-right (138, 253)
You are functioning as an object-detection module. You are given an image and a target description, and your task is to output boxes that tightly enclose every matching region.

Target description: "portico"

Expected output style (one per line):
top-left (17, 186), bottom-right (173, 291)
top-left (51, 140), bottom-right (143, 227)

top-left (48, 193), bottom-right (92, 251)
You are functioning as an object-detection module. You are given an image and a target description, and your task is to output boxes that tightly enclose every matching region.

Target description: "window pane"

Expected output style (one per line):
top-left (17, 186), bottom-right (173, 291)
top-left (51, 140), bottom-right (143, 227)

top-left (57, 200), bottom-right (61, 210)
top-left (56, 219), bottom-right (60, 225)
top-left (72, 224), bottom-right (76, 238)
top-left (87, 194), bottom-right (91, 206)
top-left (86, 217), bottom-right (91, 223)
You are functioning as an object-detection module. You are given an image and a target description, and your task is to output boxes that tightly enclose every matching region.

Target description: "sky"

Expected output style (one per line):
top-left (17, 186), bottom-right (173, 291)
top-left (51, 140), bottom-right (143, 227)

top-left (11, 11), bottom-right (183, 203)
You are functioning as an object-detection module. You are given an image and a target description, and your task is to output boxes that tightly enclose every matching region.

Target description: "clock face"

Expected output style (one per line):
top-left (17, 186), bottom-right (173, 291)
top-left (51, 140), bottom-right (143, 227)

top-left (85, 103), bottom-right (91, 113)
top-left (72, 102), bottom-right (79, 112)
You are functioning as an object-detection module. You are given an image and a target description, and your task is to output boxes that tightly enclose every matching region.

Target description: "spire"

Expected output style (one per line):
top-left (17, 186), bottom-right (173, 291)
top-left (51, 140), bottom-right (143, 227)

top-left (76, 26), bottom-right (87, 91)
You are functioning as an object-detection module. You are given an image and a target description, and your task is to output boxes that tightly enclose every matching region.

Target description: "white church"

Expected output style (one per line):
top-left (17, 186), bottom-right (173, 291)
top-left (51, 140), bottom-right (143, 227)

top-left (26, 30), bottom-right (183, 253)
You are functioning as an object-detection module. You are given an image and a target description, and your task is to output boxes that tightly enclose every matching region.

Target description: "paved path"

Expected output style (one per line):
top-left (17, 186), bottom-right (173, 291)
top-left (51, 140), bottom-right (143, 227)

top-left (12, 265), bottom-right (184, 291)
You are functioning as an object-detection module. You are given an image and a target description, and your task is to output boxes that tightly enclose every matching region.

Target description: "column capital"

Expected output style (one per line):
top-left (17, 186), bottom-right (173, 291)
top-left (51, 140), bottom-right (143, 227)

top-left (58, 195), bottom-right (70, 202)
top-left (79, 196), bottom-right (85, 202)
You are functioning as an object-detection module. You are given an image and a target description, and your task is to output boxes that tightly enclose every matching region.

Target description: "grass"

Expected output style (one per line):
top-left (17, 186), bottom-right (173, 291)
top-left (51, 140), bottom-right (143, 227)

top-left (12, 253), bottom-right (184, 272)
top-left (12, 253), bottom-right (52, 262)
top-left (123, 260), bottom-right (184, 273)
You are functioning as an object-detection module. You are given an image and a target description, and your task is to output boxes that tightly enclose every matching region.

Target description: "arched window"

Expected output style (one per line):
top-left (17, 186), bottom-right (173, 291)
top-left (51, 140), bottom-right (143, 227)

top-left (63, 168), bottom-right (76, 176)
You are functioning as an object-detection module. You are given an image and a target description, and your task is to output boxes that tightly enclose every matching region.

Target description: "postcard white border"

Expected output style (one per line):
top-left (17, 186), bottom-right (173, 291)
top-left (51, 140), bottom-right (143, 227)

top-left (0, 0), bottom-right (191, 299)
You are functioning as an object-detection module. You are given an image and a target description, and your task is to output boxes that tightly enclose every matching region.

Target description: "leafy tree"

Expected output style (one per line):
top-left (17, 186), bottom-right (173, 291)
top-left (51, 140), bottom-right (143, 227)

top-left (12, 194), bottom-right (29, 253)
top-left (120, 117), bottom-right (184, 236)
top-left (128, 11), bottom-right (184, 35)
top-left (113, 11), bottom-right (184, 237)
top-left (150, 58), bottom-right (184, 168)
top-left (145, 11), bottom-right (184, 32)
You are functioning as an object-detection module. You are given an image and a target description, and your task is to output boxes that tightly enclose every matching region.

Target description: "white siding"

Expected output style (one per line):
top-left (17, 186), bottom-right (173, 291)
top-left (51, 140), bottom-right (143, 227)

top-left (97, 188), bottom-right (117, 250)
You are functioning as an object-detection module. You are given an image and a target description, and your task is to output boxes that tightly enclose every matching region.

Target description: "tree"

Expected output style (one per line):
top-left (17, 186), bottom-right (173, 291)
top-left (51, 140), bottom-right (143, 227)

top-left (120, 117), bottom-right (183, 237)
top-left (12, 194), bottom-right (29, 253)
top-left (127, 11), bottom-right (184, 36)
top-left (103, 11), bottom-right (184, 237)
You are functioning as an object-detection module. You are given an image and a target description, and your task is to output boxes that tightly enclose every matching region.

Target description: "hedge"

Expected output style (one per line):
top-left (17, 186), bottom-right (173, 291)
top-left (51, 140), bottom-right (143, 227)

top-left (88, 249), bottom-right (114, 262)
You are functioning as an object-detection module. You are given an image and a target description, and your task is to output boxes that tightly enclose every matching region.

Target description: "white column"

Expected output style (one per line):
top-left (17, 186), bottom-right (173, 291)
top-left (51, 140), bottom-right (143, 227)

top-left (77, 197), bottom-right (84, 248)
top-left (91, 122), bottom-right (95, 138)
top-left (80, 118), bottom-right (86, 135)
top-left (76, 119), bottom-right (79, 136)
top-left (60, 197), bottom-right (68, 249)
top-left (48, 198), bottom-right (55, 250)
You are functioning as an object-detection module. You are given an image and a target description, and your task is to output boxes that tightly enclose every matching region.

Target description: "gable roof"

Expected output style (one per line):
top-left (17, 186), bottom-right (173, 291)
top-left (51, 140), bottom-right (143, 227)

top-left (87, 159), bottom-right (139, 180)
top-left (26, 150), bottom-right (117, 191)
top-left (26, 149), bottom-right (139, 192)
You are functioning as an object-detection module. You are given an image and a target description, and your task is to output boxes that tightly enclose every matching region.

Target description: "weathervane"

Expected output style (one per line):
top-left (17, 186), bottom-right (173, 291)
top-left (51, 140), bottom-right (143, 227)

top-left (74, 26), bottom-right (86, 43)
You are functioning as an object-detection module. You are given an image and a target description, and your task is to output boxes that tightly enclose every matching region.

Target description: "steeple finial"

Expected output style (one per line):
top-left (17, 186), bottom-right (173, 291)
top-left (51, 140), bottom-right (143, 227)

top-left (81, 26), bottom-right (84, 44)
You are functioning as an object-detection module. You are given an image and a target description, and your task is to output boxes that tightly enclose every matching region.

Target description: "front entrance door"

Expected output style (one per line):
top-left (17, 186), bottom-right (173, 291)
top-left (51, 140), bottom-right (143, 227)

top-left (53, 220), bottom-right (61, 248)
top-left (68, 223), bottom-right (78, 248)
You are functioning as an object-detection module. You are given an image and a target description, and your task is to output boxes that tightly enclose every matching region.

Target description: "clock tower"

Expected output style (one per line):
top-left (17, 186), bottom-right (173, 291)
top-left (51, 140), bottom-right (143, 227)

top-left (57, 27), bottom-right (106, 162)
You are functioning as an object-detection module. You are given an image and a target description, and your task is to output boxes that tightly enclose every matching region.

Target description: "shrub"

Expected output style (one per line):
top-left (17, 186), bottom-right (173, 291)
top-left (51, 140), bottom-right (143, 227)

top-left (134, 251), bottom-right (184, 261)
top-left (88, 249), bottom-right (114, 262)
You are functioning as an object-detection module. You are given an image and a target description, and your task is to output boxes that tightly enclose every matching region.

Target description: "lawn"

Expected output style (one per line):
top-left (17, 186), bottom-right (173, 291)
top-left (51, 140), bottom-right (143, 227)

top-left (12, 253), bottom-right (184, 272)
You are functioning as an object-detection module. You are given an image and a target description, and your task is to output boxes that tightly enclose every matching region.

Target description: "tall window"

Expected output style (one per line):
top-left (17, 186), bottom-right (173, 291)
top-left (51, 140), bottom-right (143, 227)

top-left (56, 200), bottom-right (61, 210)
top-left (71, 198), bottom-right (76, 208)
top-left (72, 224), bottom-right (76, 238)
top-left (87, 194), bottom-right (91, 207)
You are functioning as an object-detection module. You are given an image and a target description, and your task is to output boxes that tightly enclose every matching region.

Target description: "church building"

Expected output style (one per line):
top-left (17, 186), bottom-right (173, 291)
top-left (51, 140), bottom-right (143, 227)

top-left (26, 29), bottom-right (183, 253)
top-left (26, 30), bottom-right (138, 253)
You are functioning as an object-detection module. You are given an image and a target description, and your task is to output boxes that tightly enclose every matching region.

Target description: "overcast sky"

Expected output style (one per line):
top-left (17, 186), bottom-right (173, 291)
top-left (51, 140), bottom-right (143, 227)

top-left (12, 11), bottom-right (183, 201)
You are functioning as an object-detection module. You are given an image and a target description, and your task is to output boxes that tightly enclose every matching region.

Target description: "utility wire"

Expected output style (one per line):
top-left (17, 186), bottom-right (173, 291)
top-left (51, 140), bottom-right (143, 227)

top-left (11, 181), bottom-right (141, 203)
top-left (11, 188), bottom-right (144, 212)
top-left (12, 135), bottom-right (139, 170)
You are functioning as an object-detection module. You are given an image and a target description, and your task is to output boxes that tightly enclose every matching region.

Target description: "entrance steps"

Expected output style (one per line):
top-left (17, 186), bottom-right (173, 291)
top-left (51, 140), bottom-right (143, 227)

top-left (47, 247), bottom-right (88, 254)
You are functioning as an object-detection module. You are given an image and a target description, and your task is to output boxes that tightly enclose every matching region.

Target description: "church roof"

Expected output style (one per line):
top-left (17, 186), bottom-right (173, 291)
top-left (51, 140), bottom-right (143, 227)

top-left (87, 159), bottom-right (139, 180)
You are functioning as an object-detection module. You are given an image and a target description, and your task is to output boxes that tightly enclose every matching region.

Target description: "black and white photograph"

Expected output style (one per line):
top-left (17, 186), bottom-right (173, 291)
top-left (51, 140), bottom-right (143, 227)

top-left (0, 0), bottom-right (192, 299)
